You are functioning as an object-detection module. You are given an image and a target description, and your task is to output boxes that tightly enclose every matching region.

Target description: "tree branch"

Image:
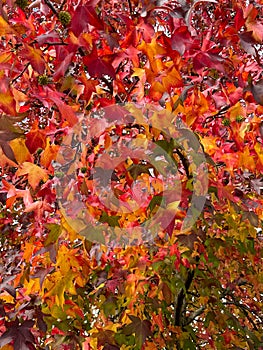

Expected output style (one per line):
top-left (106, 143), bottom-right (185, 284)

top-left (174, 269), bottom-right (195, 327)
top-left (11, 63), bottom-right (30, 85)
top-left (184, 305), bottom-right (206, 326)
top-left (43, 0), bottom-right (58, 16)
top-left (127, 0), bottom-right (133, 15)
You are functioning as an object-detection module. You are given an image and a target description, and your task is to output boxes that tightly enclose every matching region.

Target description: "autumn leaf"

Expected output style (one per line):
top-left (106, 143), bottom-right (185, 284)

top-left (70, 3), bottom-right (103, 36)
top-left (25, 120), bottom-right (46, 153)
top-left (0, 1), bottom-right (263, 349)
top-left (40, 138), bottom-right (59, 168)
top-left (21, 44), bottom-right (45, 74)
top-left (50, 96), bottom-right (78, 126)
top-left (16, 162), bottom-right (49, 190)
top-left (122, 316), bottom-right (152, 348)
top-left (10, 138), bottom-right (32, 163)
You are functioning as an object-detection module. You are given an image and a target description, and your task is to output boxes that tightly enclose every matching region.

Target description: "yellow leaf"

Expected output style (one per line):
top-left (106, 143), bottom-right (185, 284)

top-left (229, 101), bottom-right (246, 122)
top-left (239, 145), bottom-right (255, 171)
top-left (255, 142), bottom-right (263, 166)
top-left (201, 136), bottom-right (218, 156)
top-left (43, 270), bottom-right (77, 307)
top-left (166, 200), bottom-right (180, 211)
top-left (56, 245), bottom-right (80, 275)
top-left (23, 278), bottom-right (40, 295)
top-left (9, 138), bottom-right (32, 163)
top-left (16, 162), bottom-right (49, 190)
top-left (131, 68), bottom-right (146, 79)
top-left (0, 292), bottom-right (14, 303)
top-left (137, 37), bottom-right (166, 70)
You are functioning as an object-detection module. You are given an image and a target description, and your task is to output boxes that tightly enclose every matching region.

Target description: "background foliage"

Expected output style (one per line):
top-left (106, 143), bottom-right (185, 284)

top-left (0, 0), bottom-right (262, 349)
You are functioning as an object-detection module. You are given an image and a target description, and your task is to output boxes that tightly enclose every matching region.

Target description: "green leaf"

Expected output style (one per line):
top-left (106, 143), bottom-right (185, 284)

top-left (99, 212), bottom-right (121, 227)
top-left (147, 195), bottom-right (164, 212)
top-left (127, 163), bottom-right (154, 180)
top-left (44, 224), bottom-right (62, 246)
top-left (79, 224), bottom-right (106, 244)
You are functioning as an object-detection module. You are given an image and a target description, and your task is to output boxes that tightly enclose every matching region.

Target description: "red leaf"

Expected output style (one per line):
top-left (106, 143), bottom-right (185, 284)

top-left (53, 52), bottom-right (74, 81)
top-left (50, 96), bottom-right (78, 126)
top-left (21, 44), bottom-right (45, 74)
top-left (71, 4), bottom-right (103, 36)
top-left (171, 25), bottom-right (192, 55)
top-left (84, 54), bottom-right (116, 79)
top-left (25, 121), bottom-right (46, 153)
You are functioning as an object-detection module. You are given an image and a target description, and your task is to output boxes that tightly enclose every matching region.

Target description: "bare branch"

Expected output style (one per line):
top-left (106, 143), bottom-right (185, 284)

top-left (184, 306), bottom-right (206, 326)
top-left (11, 63), bottom-right (30, 85)
top-left (43, 0), bottom-right (58, 16)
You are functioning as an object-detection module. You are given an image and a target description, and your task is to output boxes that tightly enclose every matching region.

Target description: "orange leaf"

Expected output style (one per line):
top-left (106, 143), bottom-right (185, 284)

top-left (50, 97), bottom-right (78, 126)
top-left (21, 44), bottom-right (45, 74)
top-left (238, 145), bottom-right (255, 171)
top-left (16, 162), bottom-right (49, 190)
top-left (0, 17), bottom-right (14, 35)
top-left (40, 138), bottom-right (59, 168)
top-left (0, 91), bottom-right (16, 115)
top-left (0, 147), bottom-right (17, 168)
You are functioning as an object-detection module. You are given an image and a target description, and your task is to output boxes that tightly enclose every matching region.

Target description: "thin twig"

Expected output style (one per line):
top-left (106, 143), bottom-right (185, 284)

top-left (203, 104), bottom-right (230, 125)
top-left (11, 63), bottom-right (30, 85)
top-left (43, 0), bottom-right (58, 16)
top-left (122, 76), bottom-right (139, 102)
top-left (127, 0), bottom-right (133, 16)
top-left (42, 41), bottom-right (68, 52)
top-left (59, 0), bottom-right (67, 11)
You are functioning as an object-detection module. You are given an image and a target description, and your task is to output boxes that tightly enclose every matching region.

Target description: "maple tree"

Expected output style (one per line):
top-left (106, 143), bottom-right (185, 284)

top-left (0, 0), bottom-right (263, 349)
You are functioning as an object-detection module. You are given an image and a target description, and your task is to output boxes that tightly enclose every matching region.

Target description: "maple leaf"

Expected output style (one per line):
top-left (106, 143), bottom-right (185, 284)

top-left (83, 50), bottom-right (116, 79)
top-left (21, 44), bottom-right (45, 74)
top-left (10, 138), bottom-right (32, 163)
top-left (16, 162), bottom-right (49, 190)
top-left (122, 316), bottom-right (152, 348)
top-left (70, 3), bottom-right (103, 36)
top-left (171, 25), bottom-right (192, 55)
top-left (50, 96), bottom-right (78, 126)
top-left (0, 17), bottom-right (14, 35)
top-left (25, 120), bottom-right (46, 153)
top-left (40, 138), bottom-right (59, 168)
top-left (246, 18), bottom-right (263, 42)
top-left (0, 320), bottom-right (35, 350)
top-left (0, 74), bottom-right (16, 115)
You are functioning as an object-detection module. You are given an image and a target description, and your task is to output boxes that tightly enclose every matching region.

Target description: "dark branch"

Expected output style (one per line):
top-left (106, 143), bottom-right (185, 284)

top-left (174, 269), bottom-right (195, 326)
top-left (184, 305), bottom-right (206, 326)
top-left (11, 63), bottom-right (30, 84)
top-left (43, 0), bottom-right (58, 16)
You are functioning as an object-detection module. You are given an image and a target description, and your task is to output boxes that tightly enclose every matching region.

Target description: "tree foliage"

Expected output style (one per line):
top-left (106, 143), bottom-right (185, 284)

top-left (0, 0), bottom-right (263, 349)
